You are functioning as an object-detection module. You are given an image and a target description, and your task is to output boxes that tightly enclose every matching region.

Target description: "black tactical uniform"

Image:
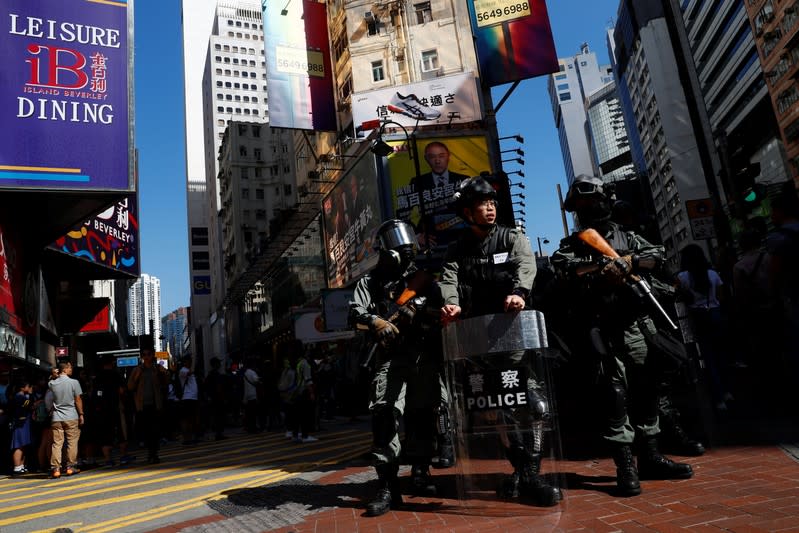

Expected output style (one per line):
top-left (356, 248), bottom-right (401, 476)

top-left (350, 220), bottom-right (445, 516)
top-left (439, 176), bottom-right (562, 506)
top-left (551, 174), bottom-right (693, 496)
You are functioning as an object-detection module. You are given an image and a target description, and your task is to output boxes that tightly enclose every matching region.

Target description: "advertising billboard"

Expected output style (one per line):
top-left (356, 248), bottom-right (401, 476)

top-left (78, 303), bottom-right (110, 334)
top-left (262, 0), bottom-right (336, 131)
top-left (322, 155), bottom-right (382, 288)
top-left (467, 0), bottom-right (558, 87)
top-left (385, 135), bottom-right (492, 256)
top-left (352, 72), bottom-right (481, 130)
top-left (49, 194), bottom-right (139, 276)
top-left (0, 0), bottom-right (133, 191)
top-left (0, 220), bottom-right (35, 336)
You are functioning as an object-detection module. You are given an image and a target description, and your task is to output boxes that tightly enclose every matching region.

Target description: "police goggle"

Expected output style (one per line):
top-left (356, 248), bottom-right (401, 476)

top-left (572, 181), bottom-right (603, 196)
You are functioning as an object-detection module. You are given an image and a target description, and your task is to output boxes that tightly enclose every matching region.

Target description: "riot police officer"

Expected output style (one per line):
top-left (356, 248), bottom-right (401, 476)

top-left (439, 176), bottom-right (562, 506)
top-left (350, 219), bottom-right (445, 517)
top-left (551, 174), bottom-right (693, 496)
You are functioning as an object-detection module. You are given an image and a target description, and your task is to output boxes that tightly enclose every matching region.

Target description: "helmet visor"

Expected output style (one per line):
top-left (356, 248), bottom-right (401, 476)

top-left (378, 221), bottom-right (416, 250)
top-left (573, 181), bottom-right (602, 196)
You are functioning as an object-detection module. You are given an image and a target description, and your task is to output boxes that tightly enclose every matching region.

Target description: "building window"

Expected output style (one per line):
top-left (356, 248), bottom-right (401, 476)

top-left (414, 2), bottom-right (432, 24)
top-left (252, 125), bottom-right (261, 137)
top-left (240, 145), bottom-right (247, 157)
top-left (191, 227), bottom-right (209, 246)
top-left (340, 74), bottom-right (353, 100)
top-left (421, 49), bottom-right (439, 72)
top-left (557, 83), bottom-right (569, 90)
top-left (372, 60), bottom-right (385, 82)
top-left (559, 92), bottom-right (571, 101)
top-left (241, 167), bottom-right (249, 179)
top-left (254, 167), bottom-right (262, 177)
top-left (242, 188), bottom-right (250, 199)
top-left (192, 251), bottom-right (210, 271)
top-left (256, 188), bottom-right (264, 199)
top-left (254, 148), bottom-right (262, 160)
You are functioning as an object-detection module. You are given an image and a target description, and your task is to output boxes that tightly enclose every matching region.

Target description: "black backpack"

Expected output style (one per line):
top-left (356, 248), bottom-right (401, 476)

top-left (172, 372), bottom-right (184, 400)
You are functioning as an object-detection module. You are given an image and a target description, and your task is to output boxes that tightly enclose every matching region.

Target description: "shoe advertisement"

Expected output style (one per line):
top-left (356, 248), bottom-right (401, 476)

top-left (352, 72), bottom-right (481, 130)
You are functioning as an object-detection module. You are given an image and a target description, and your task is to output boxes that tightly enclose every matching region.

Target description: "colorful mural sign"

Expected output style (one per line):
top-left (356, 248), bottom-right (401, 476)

top-left (262, 0), bottom-right (336, 131)
top-left (0, 0), bottom-right (133, 190)
top-left (467, 0), bottom-right (558, 87)
top-left (49, 194), bottom-right (139, 275)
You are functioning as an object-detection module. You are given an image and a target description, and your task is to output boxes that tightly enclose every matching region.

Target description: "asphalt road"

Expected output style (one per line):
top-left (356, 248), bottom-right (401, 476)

top-left (0, 423), bottom-right (370, 533)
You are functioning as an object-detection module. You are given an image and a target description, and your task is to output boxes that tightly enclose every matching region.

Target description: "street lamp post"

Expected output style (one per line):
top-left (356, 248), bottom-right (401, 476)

top-left (536, 236), bottom-right (550, 258)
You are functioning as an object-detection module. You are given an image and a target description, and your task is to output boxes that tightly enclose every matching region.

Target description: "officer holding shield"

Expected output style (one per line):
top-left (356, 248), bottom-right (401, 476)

top-left (439, 176), bottom-right (562, 506)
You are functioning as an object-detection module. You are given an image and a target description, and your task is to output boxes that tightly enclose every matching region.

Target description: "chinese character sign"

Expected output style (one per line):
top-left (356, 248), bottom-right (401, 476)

top-left (262, 0), bottom-right (336, 131)
top-left (352, 73), bottom-right (482, 130)
top-left (322, 155), bottom-right (382, 288)
top-left (385, 136), bottom-right (491, 257)
top-left (0, 0), bottom-right (133, 191)
top-left (467, 0), bottom-right (558, 87)
top-left (461, 366), bottom-right (529, 412)
top-left (48, 193), bottom-right (139, 276)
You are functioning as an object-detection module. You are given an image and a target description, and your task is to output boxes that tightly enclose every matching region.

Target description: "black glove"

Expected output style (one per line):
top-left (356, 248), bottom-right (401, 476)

top-left (396, 305), bottom-right (416, 322)
top-left (370, 317), bottom-right (399, 341)
top-left (600, 256), bottom-right (632, 284)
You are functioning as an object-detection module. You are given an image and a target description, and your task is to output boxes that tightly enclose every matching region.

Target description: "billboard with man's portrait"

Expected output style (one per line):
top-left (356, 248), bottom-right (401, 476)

top-left (384, 136), bottom-right (491, 256)
top-left (322, 154), bottom-right (382, 288)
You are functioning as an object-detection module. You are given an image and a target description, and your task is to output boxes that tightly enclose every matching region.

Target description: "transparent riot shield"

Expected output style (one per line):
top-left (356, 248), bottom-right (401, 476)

top-left (442, 310), bottom-right (565, 519)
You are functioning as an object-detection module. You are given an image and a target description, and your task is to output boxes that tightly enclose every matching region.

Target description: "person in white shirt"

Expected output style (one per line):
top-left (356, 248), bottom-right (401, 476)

top-left (178, 356), bottom-right (200, 444)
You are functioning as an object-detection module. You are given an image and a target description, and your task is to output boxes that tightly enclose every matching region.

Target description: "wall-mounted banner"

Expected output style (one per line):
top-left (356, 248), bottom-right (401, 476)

top-left (321, 155), bottom-right (381, 289)
top-left (385, 135), bottom-right (492, 256)
top-left (0, 0), bottom-right (133, 191)
top-left (49, 194), bottom-right (140, 275)
top-left (262, 0), bottom-right (336, 131)
top-left (353, 72), bottom-right (481, 130)
top-left (467, 0), bottom-right (558, 87)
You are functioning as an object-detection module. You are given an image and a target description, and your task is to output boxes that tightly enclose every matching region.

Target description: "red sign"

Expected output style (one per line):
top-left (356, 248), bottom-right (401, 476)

top-left (56, 346), bottom-right (69, 357)
top-left (79, 305), bottom-right (110, 333)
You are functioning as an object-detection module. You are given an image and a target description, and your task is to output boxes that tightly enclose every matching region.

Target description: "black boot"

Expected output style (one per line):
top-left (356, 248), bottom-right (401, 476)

top-left (612, 444), bottom-right (641, 496)
top-left (410, 464), bottom-right (437, 496)
top-left (637, 436), bottom-right (693, 480)
top-left (518, 453), bottom-right (562, 506)
top-left (437, 434), bottom-right (455, 468)
top-left (366, 464), bottom-right (402, 517)
top-left (660, 416), bottom-right (705, 457)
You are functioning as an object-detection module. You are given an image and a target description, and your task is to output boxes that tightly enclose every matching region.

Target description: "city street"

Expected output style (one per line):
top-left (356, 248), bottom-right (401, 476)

top-left (2, 416), bottom-right (799, 532)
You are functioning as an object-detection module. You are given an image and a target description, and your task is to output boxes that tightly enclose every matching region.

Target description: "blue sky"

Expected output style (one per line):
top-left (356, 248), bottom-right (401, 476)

top-left (134, 0), bottom-right (620, 314)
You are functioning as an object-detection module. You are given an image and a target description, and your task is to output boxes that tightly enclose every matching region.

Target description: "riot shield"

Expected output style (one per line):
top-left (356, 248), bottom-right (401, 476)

top-left (442, 310), bottom-right (565, 518)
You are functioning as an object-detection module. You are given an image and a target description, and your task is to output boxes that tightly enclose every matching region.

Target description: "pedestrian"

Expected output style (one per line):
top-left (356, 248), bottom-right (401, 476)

top-left (766, 189), bottom-right (799, 366)
top-left (36, 370), bottom-right (58, 473)
top-left (9, 379), bottom-right (34, 476)
top-left (285, 341), bottom-right (317, 443)
top-left (177, 355), bottom-right (201, 445)
top-left (350, 220), bottom-right (444, 515)
top-left (93, 355), bottom-right (133, 466)
top-left (241, 357), bottom-right (262, 434)
top-left (551, 174), bottom-right (692, 496)
top-left (205, 357), bottom-right (228, 440)
top-left (438, 177), bottom-right (561, 506)
top-left (47, 362), bottom-right (84, 478)
top-left (128, 337), bottom-right (169, 464)
top-left (677, 243), bottom-right (734, 411)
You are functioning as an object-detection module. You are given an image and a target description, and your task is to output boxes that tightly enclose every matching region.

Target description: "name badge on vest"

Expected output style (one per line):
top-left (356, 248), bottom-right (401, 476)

top-left (493, 252), bottom-right (508, 264)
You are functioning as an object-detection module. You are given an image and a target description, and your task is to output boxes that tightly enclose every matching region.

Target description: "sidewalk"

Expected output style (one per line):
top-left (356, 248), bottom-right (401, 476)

top-left (158, 425), bottom-right (799, 532)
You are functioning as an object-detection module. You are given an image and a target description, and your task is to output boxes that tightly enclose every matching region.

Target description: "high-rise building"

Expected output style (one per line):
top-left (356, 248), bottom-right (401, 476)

top-left (612, 1), bottom-right (722, 262)
top-left (743, 0), bottom-right (799, 187)
top-left (547, 44), bottom-right (616, 185)
top-left (128, 274), bottom-right (162, 343)
top-left (161, 307), bottom-right (189, 358)
top-left (181, 0), bottom-right (265, 366)
top-left (585, 80), bottom-right (637, 183)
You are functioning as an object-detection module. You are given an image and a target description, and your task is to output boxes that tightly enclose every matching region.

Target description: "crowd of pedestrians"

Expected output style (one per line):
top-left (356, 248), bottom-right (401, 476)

top-left (2, 333), bottom-right (358, 478)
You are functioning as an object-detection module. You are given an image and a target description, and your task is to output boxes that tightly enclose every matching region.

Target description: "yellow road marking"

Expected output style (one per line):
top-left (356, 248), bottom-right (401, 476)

top-left (0, 438), bottom-right (369, 527)
top-left (0, 165), bottom-right (81, 173)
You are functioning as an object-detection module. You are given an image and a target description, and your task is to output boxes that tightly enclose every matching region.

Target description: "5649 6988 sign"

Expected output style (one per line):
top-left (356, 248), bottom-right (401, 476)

top-left (0, 0), bottom-right (133, 192)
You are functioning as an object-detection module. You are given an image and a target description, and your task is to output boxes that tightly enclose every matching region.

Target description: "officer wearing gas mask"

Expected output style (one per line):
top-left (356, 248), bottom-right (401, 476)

top-left (551, 174), bottom-right (693, 496)
top-left (439, 176), bottom-right (562, 506)
top-left (350, 219), bottom-right (446, 517)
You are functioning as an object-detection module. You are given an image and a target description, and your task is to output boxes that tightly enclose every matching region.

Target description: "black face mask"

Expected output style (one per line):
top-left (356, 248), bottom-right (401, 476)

top-left (575, 200), bottom-right (612, 228)
top-left (376, 247), bottom-right (415, 279)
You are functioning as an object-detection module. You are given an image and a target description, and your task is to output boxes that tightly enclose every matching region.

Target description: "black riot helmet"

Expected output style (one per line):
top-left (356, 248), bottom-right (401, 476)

top-left (374, 219), bottom-right (417, 273)
top-left (563, 174), bottom-right (614, 227)
top-left (453, 176), bottom-right (497, 229)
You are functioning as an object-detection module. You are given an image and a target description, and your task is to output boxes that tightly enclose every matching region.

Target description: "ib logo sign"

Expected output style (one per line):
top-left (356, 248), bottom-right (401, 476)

top-left (193, 276), bottom-right (211, 295)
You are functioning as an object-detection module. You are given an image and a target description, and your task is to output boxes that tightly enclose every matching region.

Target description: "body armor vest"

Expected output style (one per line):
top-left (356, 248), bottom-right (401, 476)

top-left (457, 226), bottom-right (516, 317)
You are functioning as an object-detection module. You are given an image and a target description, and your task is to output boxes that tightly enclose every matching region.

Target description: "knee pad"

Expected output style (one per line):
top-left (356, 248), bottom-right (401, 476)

top-left (435, 405), bottom-right (452, 436)
top-left (528, 389), bottom-right (550, 422)
top-left (608, 381), bottom-right (627, 424)
top-left (372, 406), bottom-right (400, 448)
